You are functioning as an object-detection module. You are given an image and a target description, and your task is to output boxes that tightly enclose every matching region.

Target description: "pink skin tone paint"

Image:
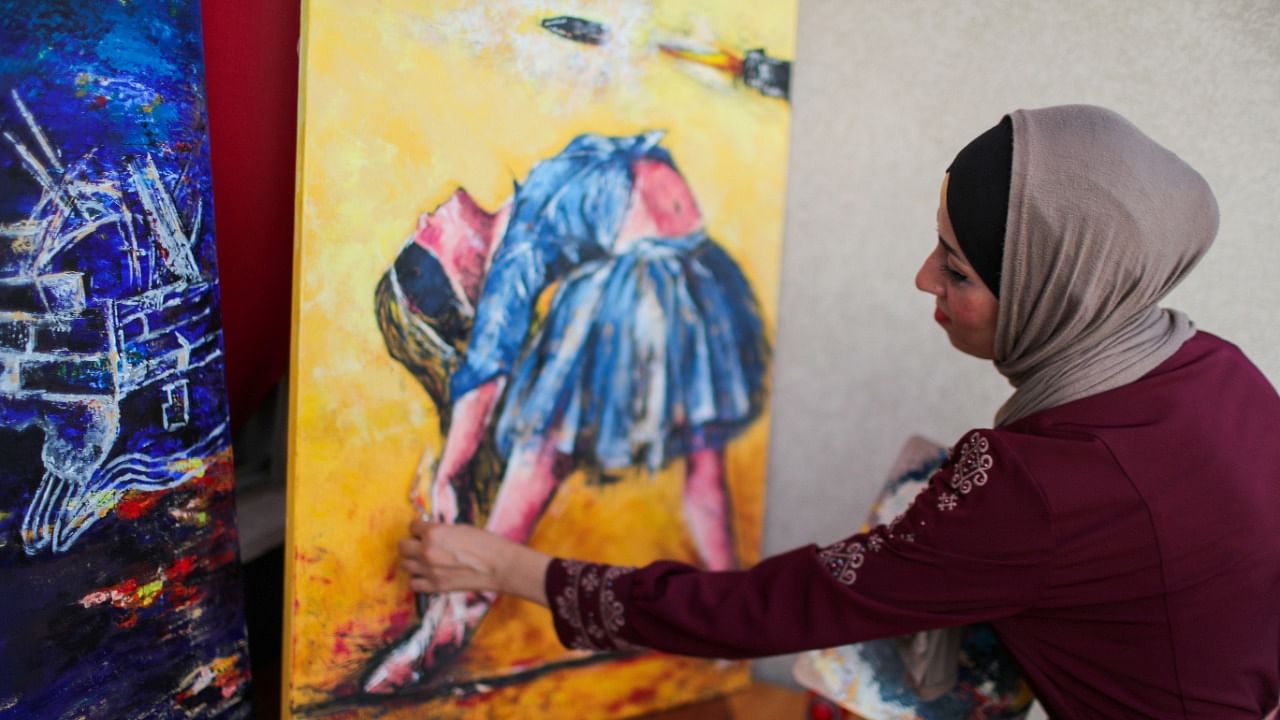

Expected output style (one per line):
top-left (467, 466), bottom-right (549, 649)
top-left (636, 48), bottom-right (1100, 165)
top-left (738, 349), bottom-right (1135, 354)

top-left (364, 160), bottom-right (737, 693)
top-left (410, 188), bottom-right (507, 308)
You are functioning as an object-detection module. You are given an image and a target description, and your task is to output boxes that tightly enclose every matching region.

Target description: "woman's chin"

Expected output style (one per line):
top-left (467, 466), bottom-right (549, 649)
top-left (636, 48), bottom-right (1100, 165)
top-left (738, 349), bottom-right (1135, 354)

top-left (944, 332), bottom-right (994, 361)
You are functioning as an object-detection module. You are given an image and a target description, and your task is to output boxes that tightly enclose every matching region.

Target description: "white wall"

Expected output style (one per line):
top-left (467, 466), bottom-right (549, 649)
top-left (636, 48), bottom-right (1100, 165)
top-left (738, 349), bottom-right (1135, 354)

top-left (756, 0), bottom-right (1280, 691)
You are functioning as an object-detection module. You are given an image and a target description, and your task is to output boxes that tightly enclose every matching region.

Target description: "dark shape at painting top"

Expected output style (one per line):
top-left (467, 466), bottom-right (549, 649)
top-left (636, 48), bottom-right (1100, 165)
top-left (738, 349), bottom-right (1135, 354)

top-left (541, 15), bottom-right (609, 46)
top-left (536, 12), bottom-right (792, 100)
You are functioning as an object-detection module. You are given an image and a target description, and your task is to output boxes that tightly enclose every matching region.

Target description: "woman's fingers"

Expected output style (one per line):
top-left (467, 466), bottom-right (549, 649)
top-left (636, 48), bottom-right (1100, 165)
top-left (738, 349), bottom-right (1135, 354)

top-left (398, 520), bottom-right (503, 594)
top-left (402, 558), bottom-right (483, 594)
top-left (405, 569), bottom-right (446, 594)
top-left (399, 520), bottom-right (548, 602)
top-left (400, 534), bottom-right (458, 570)
top-left (406, 522), bottom-right (462, 562)
top-left (398, 556), bottom-right (428, 577)
top-left (400, 549), bottom-right (465, 593)
top-left (409, 518), bottom-right (433, 540)
top-left (399, 536), bottom-right (422, 559)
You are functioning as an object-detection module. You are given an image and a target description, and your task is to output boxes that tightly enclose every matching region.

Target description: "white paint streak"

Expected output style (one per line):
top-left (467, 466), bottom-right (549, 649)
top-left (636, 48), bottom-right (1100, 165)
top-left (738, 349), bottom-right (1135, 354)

top-left (411, 0), bottom-right (655, 113)
top-left (10, 89), bottom-right (62, 171)
top-left (2, 91), bottom-right (223, 554)
top-left (128, 154), bottom-right (201, 280)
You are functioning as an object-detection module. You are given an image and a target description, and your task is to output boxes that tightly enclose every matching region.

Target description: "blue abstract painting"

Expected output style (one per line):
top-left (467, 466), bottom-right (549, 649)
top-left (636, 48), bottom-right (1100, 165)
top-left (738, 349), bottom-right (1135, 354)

top-left (0, 2), bottom-right (250, 717)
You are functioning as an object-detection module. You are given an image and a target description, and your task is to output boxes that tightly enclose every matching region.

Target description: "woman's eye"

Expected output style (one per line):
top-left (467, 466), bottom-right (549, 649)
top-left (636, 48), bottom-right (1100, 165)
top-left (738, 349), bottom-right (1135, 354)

top-left (940, 263), bottom-right (968, 283)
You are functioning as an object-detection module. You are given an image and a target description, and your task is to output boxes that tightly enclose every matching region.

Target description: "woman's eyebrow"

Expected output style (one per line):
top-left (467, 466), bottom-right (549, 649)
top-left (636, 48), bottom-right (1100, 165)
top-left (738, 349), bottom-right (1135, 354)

top-left (938, 235), bottom-right (966, 262)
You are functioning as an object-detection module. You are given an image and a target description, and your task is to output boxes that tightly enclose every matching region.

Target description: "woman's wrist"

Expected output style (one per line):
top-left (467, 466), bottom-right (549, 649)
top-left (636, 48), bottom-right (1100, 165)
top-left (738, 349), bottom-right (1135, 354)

top-left (497, 542), bottom-right (552, 607)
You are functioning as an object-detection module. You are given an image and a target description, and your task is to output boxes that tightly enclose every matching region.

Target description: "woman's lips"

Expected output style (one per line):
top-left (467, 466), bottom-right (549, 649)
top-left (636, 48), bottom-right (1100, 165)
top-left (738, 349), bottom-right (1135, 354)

top-left (934, 307), bottom-right (950, 325)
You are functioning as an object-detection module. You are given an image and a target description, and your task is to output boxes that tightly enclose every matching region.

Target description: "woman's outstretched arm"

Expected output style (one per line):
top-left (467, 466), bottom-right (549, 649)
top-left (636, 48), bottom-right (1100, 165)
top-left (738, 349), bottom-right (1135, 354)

top-left (401, 430), bottom-right (1054, 659)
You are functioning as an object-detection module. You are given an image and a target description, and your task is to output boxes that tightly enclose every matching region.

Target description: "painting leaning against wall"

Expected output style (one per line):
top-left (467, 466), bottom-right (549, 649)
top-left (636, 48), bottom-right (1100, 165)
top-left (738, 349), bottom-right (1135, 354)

top-left (286, 1), bottom-right (797, 718)
top-left (0, 2), bottom-right (250, 718)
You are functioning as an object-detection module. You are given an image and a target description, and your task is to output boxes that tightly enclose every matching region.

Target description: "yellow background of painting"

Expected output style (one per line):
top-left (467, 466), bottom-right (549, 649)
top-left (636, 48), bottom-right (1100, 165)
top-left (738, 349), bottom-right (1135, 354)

top-left (286, 0), bottom-right (796, 717)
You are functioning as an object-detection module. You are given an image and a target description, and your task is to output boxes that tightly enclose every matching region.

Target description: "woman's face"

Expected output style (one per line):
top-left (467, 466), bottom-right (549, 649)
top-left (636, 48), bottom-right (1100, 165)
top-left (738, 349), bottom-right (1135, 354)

top-left (915, 173), bottom-right (999, 360)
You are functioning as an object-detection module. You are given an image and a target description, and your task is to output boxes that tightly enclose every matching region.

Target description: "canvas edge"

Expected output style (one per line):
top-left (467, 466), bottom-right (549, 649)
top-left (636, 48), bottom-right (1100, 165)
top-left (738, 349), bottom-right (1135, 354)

top-left (745, 0), bottom-right (801, 607)
top-left (281, 0), bottom-right (314, 717)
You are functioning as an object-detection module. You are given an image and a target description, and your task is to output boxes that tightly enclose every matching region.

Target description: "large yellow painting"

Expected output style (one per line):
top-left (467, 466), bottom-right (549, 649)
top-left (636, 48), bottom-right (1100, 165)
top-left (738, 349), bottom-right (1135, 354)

top-left (285, 1), bottom-right (797, 717)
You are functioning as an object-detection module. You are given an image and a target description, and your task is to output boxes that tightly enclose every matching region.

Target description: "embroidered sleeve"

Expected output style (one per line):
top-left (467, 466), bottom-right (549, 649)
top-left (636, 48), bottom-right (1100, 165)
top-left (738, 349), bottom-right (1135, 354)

top-left (541, 430), bottom-right (1053, 660)
top-left (813, 429), bottom-right (1051, 612)
top-left (816, 430), bottom-right (1001, 587)
top-left (546, 559), bottom-right (640, 652)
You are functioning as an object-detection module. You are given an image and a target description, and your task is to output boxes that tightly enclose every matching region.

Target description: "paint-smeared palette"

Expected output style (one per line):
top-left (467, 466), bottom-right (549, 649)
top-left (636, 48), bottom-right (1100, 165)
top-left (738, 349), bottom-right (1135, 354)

top-left (0, 3), bottom-right (250, 717)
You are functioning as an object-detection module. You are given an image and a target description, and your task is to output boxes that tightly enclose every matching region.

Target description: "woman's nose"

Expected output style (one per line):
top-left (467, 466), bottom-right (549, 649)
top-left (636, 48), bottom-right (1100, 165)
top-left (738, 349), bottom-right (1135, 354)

top-left (915, 254), bottom-right (939, 296)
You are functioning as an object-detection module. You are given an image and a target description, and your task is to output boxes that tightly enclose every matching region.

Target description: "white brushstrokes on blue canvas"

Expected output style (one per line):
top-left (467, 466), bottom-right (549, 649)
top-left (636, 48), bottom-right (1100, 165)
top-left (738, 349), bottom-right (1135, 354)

top-left (0, 92), bottom-right (227, 554)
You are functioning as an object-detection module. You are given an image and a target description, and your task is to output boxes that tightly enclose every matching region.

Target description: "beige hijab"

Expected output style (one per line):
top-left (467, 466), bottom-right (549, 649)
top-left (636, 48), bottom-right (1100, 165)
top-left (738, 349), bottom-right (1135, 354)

top-left (993, 105), bottom-right (1218, 426)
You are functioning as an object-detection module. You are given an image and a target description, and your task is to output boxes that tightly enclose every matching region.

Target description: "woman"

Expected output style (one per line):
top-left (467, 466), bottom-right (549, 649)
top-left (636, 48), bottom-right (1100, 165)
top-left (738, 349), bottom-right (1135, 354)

top-left (399, 106), bottom-right (1280, 717)
top-left (364, 132), bottom-right (770, 692)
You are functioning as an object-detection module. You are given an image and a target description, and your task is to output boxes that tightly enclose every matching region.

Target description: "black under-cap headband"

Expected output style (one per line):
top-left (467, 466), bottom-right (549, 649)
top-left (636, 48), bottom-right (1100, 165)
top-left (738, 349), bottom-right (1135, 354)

top-left (946, 116), bottom-right (1013, 297)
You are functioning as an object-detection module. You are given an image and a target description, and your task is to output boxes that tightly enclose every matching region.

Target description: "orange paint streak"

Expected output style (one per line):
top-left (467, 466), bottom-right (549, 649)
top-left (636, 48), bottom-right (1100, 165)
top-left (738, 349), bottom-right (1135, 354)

top-left (190, 452), bottom-right (236, 494)
top-left (117, 490), bottom-right (166, 520)
top-left (175, 655), bottom-right (249, 705)
top-left (658, 44), bottom-right (744, 76)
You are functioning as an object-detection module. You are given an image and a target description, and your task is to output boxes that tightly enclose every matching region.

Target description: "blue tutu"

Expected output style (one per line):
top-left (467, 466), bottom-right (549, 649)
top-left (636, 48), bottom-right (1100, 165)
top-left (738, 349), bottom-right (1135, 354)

top-left (494, 230), bottom-right (769, 471)
top-left (440, 132), bottom-right (771, 471)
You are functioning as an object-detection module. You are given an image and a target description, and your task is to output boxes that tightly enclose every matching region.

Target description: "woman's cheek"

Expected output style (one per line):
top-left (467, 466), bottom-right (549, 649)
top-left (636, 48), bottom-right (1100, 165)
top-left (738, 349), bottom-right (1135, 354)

top-left (948, 298), bottom-right (974, 326)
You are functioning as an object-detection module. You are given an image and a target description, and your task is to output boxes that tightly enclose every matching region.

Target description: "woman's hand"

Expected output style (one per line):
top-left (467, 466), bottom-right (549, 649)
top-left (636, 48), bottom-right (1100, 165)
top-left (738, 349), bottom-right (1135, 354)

top-left (399, 520), bottom-right (552, 606)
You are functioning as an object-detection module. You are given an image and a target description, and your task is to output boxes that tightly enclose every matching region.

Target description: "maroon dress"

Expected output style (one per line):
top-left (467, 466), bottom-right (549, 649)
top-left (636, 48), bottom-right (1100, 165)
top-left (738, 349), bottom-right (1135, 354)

top-left (544, 332), bottom-right (1280, 719)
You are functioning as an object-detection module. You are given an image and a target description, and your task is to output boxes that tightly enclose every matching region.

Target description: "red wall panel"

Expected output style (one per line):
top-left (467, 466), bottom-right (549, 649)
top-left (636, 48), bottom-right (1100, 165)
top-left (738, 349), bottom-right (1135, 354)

top-left (202, 0), bottom-right (300, 430)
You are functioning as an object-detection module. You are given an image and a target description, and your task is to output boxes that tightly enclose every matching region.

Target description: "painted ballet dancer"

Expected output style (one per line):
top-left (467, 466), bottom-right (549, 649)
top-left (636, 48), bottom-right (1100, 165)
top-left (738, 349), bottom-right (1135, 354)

top-left (365, 132), bottom-right (769, 693)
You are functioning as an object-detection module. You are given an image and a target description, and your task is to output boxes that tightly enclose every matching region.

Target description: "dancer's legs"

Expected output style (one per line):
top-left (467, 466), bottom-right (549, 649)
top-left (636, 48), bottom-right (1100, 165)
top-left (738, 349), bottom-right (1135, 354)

top-left (682, 447), bottom-right (737, 571)
top-left (363, 438), bottom-right (567, 693)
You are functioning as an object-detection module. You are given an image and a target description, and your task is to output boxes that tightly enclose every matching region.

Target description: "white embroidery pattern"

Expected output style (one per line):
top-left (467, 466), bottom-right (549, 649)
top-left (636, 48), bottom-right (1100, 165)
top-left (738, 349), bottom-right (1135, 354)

top-left (582, 565), bottom-right (607, 643)
top-left (600, 565), bottom-right (639, 650)
top-left (937, 491), bottom-right (959, 511)
top-left (553, 560), bottom-right (593, 650)
top-left (553, 560), bottom-right (637, 651)
top-left (817, 538), bottom-right (866, 585)
top-left (952, 432), bottom-right (994, 495)
top-left (887, 505), bottom-right (924, 542)
top-left (818, 434), bottom-right (994, 587)
top-left (581, 566), bottom-right (601, 593)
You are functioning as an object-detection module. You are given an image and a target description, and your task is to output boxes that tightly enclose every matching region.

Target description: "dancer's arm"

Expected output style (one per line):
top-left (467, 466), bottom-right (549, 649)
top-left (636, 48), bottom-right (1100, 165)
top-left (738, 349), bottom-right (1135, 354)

top-left (413, 378), bottom-right (504, 520)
